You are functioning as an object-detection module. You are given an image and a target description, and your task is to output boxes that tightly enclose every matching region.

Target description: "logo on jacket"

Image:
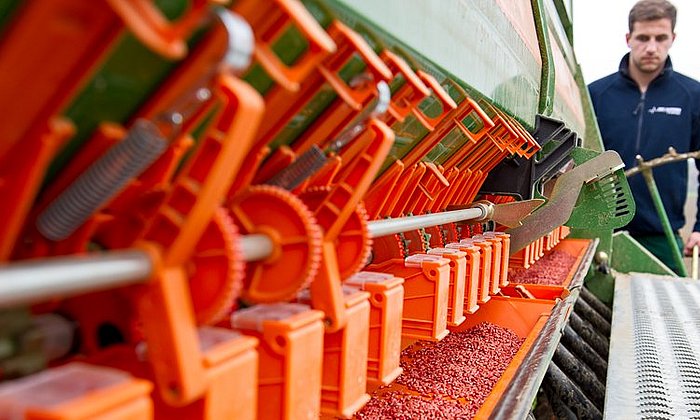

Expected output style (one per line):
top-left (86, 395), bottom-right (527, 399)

top-left (648, 106), bottom-right (682, 116)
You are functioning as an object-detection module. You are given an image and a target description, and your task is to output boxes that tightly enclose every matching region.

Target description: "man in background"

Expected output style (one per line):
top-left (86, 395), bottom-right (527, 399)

top-left (588, 0), bottom-right (700, 275)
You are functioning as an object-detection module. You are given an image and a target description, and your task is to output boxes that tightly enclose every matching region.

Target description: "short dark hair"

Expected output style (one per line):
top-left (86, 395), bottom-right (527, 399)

top-left (629, 0), bottom-right (677, 32)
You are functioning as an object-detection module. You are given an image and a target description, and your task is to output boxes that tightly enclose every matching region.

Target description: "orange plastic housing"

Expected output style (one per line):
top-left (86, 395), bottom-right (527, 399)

top-left (486, 232), bottom-right (511, 287)
top-left (368, 254), bottom-right (451, 343)
top-left (231, 304), bottom-right (325, 420)
top-left (474, 234), bottom-right (502, 295)
top-left (161, 328), bottom-right (259, 420)
top-left (458, 238), bottom-right (493, 304)
top-left (427, 248), bottom-right (467, 327)
top-left (345, 271), bottom-right (405, 387)
top-left (0, 362), bottom-right (153, 420)
top-left (314, 286), bottom-right (371, 418)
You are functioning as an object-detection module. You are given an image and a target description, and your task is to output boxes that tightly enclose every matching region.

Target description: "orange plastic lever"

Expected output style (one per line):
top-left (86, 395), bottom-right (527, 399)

top-left (105, 0), bottom-right (212, 59)
top-left (234, 0), bottom-right (337, 91)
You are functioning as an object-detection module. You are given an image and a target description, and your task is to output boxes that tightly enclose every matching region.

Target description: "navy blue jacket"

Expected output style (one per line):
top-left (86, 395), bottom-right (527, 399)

top-left (588, 53), bottom-right (700, 235)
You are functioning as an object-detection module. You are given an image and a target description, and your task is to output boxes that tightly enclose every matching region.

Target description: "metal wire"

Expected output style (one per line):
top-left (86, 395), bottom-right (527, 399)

top-left (36, 119), bottom-right (167, 241)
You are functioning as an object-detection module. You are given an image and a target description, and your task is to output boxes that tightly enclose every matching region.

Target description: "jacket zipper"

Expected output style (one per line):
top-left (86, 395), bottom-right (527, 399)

top-left (634, 91), bottom-right (646, 154)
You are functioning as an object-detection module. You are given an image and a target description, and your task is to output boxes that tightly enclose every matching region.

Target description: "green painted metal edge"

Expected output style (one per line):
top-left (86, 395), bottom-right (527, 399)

top-left (552, 0), bottom-right (573, 45)
top-left (611, 231), bottom-right (677, 276)
top-left (531, 0), bottom-right (555, 116)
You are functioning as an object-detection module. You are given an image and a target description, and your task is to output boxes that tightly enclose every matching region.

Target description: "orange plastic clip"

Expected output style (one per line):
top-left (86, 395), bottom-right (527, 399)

top-left (134, 75), bottom-right (263, 406)
top-left (406, 162), bottom-right (449, 215)
top-left (410, 70), bottom-right (458, 131)
top-left (403, 94), bottom-right (494, 169)
top-left (378, 50), bottom-right (430, 126)
top-left (290, 22), bottom-right (393, 156)
top-left (345, 271), bottom-right (405, 387)
top-left (363, 160), bottom-right (404, 220)
top-left (105, 0), bottom-right (211, 59)
top-left (234, 0), bottom-right (336, 91)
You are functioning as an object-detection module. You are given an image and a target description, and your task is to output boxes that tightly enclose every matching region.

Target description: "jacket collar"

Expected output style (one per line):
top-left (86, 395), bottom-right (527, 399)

top-left (619, 52), bottom-right (673, 79)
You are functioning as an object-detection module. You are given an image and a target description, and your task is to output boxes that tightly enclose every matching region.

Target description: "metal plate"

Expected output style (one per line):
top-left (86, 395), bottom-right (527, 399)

top-left (606, 273), bottom-right (700, 419)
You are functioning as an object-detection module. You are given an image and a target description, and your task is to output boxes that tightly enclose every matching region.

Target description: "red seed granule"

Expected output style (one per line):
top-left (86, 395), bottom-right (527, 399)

top-left (355, 391), bottom-right (471, 419)
top-left (508, 250), bottom-right (577, 286)
top-left (355, 322), bottom-right (524, 419)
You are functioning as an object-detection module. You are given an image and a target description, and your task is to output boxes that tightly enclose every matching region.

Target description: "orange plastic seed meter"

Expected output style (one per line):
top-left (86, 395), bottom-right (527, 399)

top-left (445, 242), bottom-right (480, 314)
top-left (122, 327), bottom-right (259, 420)
top-left (474, 234), bottom-right (502, 295)
top-left (459, 237), bottom-right (493, 304)
top-left (231, 303), bottom-right (325, 420)
top-left (345, 271), bottom-right (405, 388)
top-left (300, 286), bottom-right (371, 418)
top-left (368, 254), bottom-right (451, 344)
top-left (484, 231), bottom-right (511, 287)
top-left (0, 362), bottom-right (153, 420)
top-left (168, 328), bottom-right (258, 420)
top-left (427, 248), bottom-right (467, 327)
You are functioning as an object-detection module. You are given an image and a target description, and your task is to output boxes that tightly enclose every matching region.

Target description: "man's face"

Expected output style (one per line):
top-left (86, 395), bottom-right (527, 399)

top-left (626, 18), bottom-right (675, 74)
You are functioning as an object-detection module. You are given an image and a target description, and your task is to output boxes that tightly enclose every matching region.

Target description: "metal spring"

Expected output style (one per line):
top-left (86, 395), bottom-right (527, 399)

top-left (37, 119), bottom-right (167, 241)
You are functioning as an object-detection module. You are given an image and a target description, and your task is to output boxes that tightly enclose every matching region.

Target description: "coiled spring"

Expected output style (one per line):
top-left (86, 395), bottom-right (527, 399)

top-left (37, 119), bottom-right (167, 241)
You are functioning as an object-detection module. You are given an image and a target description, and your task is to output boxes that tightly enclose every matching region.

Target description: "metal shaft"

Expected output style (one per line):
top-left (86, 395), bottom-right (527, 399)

top-left (367, 207), bottom-right (485, 238)
top-left (7, 204), bottom-right (488, 308)
top-left (0, 250), bottom-right (153, 308)
top-left (0, 234), bottom-right (274, 309)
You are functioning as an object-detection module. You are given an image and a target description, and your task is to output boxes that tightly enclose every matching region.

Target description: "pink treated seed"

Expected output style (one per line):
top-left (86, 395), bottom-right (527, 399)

top-left (508, 250), bottom-right (577, 286)
top-left (355, 322), bottom-right (524, 419)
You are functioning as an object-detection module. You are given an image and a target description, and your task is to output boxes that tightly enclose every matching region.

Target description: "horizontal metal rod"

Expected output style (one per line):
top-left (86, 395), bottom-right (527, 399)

top-left (239, 234), bottom-right (275, 261)
top-left (367, 207), bottom-right (485, 238)
top-left (2, 205), bottom-right (491, 307)
top-left (0, 250), bottom-right (153, 308)
top-left (0, 234), bottom-right (275, 309)
top-left (0, 206), bottom-right (488, 308)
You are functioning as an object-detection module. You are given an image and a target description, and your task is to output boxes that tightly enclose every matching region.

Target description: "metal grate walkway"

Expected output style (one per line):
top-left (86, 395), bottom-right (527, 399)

top-left (606, 273), bottom-right (700, 419)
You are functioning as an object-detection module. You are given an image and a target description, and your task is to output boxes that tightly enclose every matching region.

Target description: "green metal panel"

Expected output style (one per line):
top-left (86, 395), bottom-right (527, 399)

top-left (531, 0), bottom-right (554, 116)
top-left (331, 0), bottom-right (540, 128)
top-left (612, 231), bottom-right (676, 276)
top-left (543, 0), bottom-right (586, 138)
top-left (0, 0), bottom-right (21, 34)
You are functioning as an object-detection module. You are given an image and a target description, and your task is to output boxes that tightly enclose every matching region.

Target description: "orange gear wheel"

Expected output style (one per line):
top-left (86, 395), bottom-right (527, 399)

top-left (187, 207), bottom-right (245, 325)
top-left (228, 185), bottom-right (322, 303)
top-left (298, 186), bottom-right (372, 280)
